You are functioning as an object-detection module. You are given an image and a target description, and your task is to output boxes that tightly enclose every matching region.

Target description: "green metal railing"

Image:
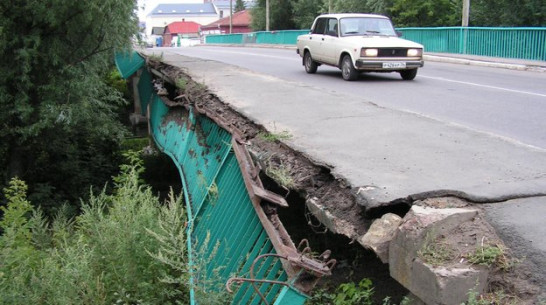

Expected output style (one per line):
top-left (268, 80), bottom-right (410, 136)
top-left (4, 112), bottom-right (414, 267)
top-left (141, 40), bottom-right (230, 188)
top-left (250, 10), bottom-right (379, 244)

top-left (149, 98), bottom-right (296, 305)
top-left (115, 51), bottom-right (311, 305)
top-left (398, 27), bottom-right (546, 61)
top-left (204, 27), bottom-right (546, 61)
top-left (255, 30), bottom-right (310, 44)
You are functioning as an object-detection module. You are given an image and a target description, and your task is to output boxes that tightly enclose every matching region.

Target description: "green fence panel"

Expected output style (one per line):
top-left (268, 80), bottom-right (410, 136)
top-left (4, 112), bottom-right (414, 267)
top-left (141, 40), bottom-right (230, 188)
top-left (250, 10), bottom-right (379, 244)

top-left (148, 95), bottom-right (304, 305)
top-left (398, 27), bottom-right (546, 61)
top-left (114, 50), bottom-right (145, 79)
top-left (204, 28), bottom-right (545, 61)
top-left (206, 33), bottom-right (244, 44)
top-left (255, 30), bottom-right (310, 44)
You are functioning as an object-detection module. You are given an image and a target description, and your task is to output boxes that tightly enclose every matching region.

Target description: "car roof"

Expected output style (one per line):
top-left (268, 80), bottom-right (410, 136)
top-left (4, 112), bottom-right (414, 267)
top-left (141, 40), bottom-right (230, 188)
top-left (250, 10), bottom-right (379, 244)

top-left (317, 13), bottom-right (389, 19)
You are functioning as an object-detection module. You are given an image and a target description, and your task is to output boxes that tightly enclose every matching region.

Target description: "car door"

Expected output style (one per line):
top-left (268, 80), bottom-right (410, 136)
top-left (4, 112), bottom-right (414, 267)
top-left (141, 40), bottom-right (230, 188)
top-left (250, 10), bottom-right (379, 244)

top-left (305, 17), bottom-right (328, 62)
top-left (322, 18), bottom-right (341, 65)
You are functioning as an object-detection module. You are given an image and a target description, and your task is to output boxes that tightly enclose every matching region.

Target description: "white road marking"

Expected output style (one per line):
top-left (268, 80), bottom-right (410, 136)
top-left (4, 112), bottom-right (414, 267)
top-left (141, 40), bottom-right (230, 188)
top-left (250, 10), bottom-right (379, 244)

top-left (420, 75), bottom-right (546, 98)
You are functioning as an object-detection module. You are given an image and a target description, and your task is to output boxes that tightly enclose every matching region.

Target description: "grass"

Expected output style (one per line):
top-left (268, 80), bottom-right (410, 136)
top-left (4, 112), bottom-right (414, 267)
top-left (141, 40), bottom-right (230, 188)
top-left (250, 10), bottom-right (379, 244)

top-left (418, 233), bottom-right (456, 266)
top-left (463, 288), bottom-right (518, 305)
top-left (467, 243), bottom-right (515, 270)
top-left (148, 52), bottom-right (164, 61)
top-left (257, 130), bottom-right (293, 142)
top-left (265, 164), bottom-right (294, 189)
top-left (175, 77), bottom-right (187, 90)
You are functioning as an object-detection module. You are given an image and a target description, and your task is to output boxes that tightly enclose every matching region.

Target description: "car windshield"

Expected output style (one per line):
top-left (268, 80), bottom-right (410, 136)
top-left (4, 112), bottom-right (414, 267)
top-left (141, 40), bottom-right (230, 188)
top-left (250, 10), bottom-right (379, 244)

top-left (339, 17), bottom-right (396, 37)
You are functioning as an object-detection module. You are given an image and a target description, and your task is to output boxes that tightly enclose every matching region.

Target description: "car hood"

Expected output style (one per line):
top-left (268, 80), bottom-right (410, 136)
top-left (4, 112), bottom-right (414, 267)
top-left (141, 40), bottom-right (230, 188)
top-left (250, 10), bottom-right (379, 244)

top-left (342, 35), bottom-right (424, 48)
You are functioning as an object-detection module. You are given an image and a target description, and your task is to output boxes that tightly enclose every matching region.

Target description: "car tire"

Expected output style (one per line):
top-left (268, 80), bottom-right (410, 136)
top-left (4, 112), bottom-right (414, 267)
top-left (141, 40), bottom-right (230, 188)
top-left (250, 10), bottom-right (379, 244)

top-left (341, 55), bottom-right (358, 81)
top-left (304, 52), bottom-right (318, 74)
top-left (400, 69), bottom-right (418, 80)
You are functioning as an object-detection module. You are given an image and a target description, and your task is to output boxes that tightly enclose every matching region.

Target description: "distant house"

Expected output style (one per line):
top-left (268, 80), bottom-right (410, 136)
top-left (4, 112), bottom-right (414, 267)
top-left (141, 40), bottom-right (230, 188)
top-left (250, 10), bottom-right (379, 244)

top-left (163, 21), bottom-right (201, 46)
top-left (201, 10), bottom-right (251, 35)
top-left (145, 3), bottom-right (218, 36)
top-left (204, 0), bottom-right (231, 19)
top-left (204, 0), bottom-right (256, 18)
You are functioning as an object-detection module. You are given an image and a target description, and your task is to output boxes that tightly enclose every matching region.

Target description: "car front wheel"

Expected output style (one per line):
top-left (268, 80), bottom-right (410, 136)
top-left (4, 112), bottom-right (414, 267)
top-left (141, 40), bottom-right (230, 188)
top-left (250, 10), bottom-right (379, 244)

top-left (400, 69), bottom-right (418, 80)
top-left (341, 55), bottom-right (358, 81)
top-left (304, 52), bottom-right (318, 74)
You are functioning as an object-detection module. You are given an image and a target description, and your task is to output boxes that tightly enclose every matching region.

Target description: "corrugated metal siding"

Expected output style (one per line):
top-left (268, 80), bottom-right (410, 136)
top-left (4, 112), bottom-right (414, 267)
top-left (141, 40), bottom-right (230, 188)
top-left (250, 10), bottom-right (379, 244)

top-left (114, 51), bottom-right (145, 79)
top-left (149, 96), bottom-right (296, 305)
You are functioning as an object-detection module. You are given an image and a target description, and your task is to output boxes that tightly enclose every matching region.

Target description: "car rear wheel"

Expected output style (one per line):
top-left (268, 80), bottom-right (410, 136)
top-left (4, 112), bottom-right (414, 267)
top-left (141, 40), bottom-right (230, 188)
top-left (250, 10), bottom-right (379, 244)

top-left (304, 52), bottom-right (318, 74)
top-left (341, 55), bottom-right (358, 81)
top-left (400, 69), bottom-right (418, 80)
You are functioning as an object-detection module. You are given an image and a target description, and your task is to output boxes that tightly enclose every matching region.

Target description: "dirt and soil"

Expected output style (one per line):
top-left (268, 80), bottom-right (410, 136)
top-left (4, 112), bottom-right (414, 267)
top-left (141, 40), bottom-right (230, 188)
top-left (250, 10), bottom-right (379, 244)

top-left (416, 198), bottom-right (543, 304)
top-left (146, 58), bottom-right (543, 304)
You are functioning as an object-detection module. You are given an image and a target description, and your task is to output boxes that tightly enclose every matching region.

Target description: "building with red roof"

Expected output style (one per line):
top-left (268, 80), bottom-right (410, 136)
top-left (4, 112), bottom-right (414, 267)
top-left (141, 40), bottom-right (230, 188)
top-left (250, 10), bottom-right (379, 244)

top-left (201, 10), bottom-right (251, 35)
top-left (163, 20), bottom-right (201, 46)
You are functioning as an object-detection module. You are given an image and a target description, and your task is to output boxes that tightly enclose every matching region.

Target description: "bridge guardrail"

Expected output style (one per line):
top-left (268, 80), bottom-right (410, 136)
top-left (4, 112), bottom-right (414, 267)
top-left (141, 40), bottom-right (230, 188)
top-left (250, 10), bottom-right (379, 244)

top-left (204, 27), bottom-right (546, 61)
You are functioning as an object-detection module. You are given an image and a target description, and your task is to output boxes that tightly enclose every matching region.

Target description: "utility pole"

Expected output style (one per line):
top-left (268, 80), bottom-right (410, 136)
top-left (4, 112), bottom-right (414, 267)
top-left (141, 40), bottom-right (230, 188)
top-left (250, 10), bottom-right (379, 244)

top-left (229, 0), bottom-right (233, 33)
top-left (328, 0), bottom-right (332, 13)
top-left (462, 0), bottom-right (470, 26)
top-left (266, 0), bottom-right (270, 31)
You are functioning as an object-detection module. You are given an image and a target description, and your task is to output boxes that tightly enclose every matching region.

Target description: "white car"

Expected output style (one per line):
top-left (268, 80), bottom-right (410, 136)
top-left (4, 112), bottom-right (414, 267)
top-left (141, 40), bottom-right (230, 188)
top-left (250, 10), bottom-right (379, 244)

top-left (296, 13), bottom-right (424, 81)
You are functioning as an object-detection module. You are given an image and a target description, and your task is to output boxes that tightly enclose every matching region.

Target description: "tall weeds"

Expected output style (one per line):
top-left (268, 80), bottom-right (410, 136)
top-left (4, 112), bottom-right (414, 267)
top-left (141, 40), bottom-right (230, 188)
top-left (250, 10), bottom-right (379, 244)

top-left (0, 152), bottom-right (189, 304)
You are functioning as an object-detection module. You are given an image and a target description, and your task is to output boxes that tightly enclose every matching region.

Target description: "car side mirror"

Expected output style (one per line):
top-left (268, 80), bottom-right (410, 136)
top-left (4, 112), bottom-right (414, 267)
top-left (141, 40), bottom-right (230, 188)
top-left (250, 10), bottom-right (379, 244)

top-left (396, 31), bottom-right (403, 37)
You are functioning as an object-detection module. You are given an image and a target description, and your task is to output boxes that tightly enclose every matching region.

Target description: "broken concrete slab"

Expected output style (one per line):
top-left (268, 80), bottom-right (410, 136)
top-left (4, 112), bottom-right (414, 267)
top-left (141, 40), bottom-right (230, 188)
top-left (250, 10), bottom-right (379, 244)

top-left (389, 206), bottom-right (482, 304)
top-left (411, 261), bottom-right (489, 305)
top-left (359, 213), bottom-right (402, 263)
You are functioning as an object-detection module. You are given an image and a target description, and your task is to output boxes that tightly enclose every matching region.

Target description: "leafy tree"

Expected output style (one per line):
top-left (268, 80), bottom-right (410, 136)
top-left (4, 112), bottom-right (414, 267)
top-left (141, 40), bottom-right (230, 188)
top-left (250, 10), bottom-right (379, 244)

top-left (367, 0), bottom-right (394, 16)
top-left (0, 1), bottom-right (139, 214)
top-left (251, 0), bottom-right (296, 30)
top-left (293, 0), bottom-right (328, 29)
top-left (331, 0), bottom-right (370, 13)
top-left (470, 0), bottom-right (545, 26)
top-left (389, 0), bottom-right (460, 27)
top-left (235, 0), bottom-right (246, 12)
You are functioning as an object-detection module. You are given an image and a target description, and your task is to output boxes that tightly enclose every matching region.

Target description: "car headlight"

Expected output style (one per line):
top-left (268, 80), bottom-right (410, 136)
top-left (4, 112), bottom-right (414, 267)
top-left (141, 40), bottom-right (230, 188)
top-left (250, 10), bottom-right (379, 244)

top-left (407, 48), bottom-right (422, 57)
top-left (361, 48), bottom-right (378, 57)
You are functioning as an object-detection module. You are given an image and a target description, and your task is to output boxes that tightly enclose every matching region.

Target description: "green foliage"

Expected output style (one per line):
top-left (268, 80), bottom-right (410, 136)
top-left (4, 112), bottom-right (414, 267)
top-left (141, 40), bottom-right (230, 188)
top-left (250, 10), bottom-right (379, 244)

top-left (251, 0), bottom-right (296, 30)
top-left (292, 0), bottom-right (328, 29)
top-left (470, 0), bottom-right (545, 26)
top-left (332, 0), bottom-right (370, 13)
top-left (0, 0), bottom-right (138, 216)
top-left (310, 279), bottom-right (374, 305)
top-left (308, 278), bottom-right (411, 305)
top-left (235, 0), bottom-right (246, 12)
top-left (105, 68), bottom-right (130, 98)
top-left (389, 0), bottom-right (461, 27)
top-left (467, 244), bottom-right (515, 270)
top-left (0, 157), bottom-right (190, 304)
top-left (333, 278), bottom-right (375, 305)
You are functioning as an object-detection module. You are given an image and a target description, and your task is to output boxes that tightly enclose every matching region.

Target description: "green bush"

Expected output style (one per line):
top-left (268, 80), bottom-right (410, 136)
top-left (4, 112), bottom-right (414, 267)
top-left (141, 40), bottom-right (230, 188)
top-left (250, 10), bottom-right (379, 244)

top-left (0, 153), bottom-right (189, 304)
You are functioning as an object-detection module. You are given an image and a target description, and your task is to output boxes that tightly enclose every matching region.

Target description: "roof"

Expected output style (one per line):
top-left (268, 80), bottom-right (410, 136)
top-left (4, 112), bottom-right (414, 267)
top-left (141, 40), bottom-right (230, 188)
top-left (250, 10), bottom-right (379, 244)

top-left (210, 0), bottom-right (231, 9)
top-left (317, 13), bottom-right (389, 19)
top-left (165, 21), bottom-right (201, 34)
top-left (202, 10), bottom-right (251, 28)
top-left (149, 3), bottom-right (217, 16)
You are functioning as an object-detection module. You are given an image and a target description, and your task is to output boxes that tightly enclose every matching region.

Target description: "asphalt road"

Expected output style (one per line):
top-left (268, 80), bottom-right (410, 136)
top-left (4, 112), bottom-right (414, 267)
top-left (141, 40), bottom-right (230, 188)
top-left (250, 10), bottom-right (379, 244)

top-left (162, 46), bottom-right (546, 150)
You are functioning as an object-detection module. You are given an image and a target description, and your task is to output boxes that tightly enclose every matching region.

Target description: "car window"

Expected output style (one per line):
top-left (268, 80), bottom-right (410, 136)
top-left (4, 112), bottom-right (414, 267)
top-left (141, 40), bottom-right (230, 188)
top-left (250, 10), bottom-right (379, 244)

top-left (340, 17), bottom-right (396, 36)
top-left (326, 18), bottom-right (339, 37)
top-left (312, 18), bottom-right (327, 35)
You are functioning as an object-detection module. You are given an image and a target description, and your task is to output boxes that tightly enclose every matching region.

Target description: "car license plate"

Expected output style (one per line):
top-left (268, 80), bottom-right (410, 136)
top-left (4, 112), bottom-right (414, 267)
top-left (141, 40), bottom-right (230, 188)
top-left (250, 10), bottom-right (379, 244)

top-left (383, 62), bottom-right (406, 69)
